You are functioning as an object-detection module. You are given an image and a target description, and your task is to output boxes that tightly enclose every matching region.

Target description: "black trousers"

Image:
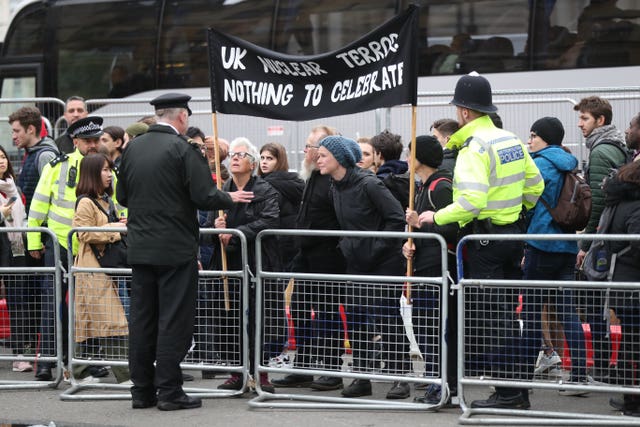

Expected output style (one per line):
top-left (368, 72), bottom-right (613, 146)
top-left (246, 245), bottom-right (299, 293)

top-left (128, 260), bottom-right (198, 402)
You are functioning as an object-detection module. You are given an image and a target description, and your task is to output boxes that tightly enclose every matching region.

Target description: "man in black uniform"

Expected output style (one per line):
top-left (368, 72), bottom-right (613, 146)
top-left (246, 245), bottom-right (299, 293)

top-left (117, 93), bottom-right (253, 411)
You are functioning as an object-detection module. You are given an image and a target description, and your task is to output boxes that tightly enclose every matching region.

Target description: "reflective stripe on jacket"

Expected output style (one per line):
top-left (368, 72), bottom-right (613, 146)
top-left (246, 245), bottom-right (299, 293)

top-left (434, 115), bottom-right (544, 227)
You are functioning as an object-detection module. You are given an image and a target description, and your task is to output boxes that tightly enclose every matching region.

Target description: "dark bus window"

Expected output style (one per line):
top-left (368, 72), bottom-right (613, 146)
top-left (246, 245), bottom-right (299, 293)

top-left (414, 0), bottom-right (640, 76)
top-left (159, 0), bottom-right (397, 89)
top-left (160, 0), bottom-right (275, 89)
top-left (3, 5), bottom-right (45, 56)
top-left (53, 1), bottom-right (159, 99)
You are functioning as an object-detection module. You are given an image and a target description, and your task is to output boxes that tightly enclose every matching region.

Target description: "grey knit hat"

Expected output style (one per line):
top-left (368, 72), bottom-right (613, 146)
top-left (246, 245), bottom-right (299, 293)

top-left (319, 135), bottom-right (362, 168)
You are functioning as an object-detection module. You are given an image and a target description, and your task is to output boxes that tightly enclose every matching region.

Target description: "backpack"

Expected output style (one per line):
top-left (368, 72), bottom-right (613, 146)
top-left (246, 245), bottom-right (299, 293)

top-left (539, 169), bottom-right (592, 232)
top-left (426, 176), bottom-right (452, 210)
top-left (582, 204), bottom-right (631, 281)
top-left (382, 172), bottom-right (410, 210)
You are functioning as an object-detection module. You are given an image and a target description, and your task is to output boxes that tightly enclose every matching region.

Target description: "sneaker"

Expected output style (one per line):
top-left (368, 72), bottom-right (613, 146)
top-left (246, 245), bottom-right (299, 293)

top-left (217, 373), bottom-right (243, 390)
top-left (12, 360), bottom-right (33, 372)
top-left (268, 353), bottom-right (292, 368)
top-left (534, 351), bottom-right (561, 375)
top-left (558, 375), bottom-right (597, 396)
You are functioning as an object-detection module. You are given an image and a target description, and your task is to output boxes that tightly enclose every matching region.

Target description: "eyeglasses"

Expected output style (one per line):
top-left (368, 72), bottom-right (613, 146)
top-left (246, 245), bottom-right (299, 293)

top-left (528, 132), bottom-right (538, 140)
top-left (229, 151), bottom-right (253, 160)
top-left (305, 144), bottom-right (319, 150)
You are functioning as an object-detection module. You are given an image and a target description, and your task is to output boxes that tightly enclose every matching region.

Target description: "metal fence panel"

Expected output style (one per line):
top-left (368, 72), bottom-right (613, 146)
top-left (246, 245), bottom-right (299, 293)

top-left (0, 227), bottom-right (64, 390)
top-left (250, 229), bottom-right (450, 410)
top-left (457, 233), bottom-right (640, 426)
top-left (60, 228), bottom-right (250, 401)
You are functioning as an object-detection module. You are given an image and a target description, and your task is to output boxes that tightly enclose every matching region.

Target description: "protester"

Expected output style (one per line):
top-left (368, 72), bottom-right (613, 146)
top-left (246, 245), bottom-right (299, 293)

top-left (317, 134), bottom-right (409, 400)
top-left (430, 119), bottom-right (460, 174)
top-left (9, 106), bottom-right (59, 211)
top-left (258, 142), bottom-right (304, 271)
top-left (100, 126), bottom-right (125, 169)
top-left (72, 153), bottom-right (130, 385)
top-left (600, 162), bottom-right (640, 416)
top-left (523, 117), bottom-right (587, 393)
top-left (574, 96), bottom-right (629, 380)
top-left (271, 125), bottom-right (347, 392)
top-left (0, 144), bottom-right (31, 372)
top-left (211, 137), bottom-right (280, 394)
top-left (27, 115), bottom-right (109, 382)
top-left (419, 72), bottom-right (544, 409)
top-left (356, 137), bottom-right (376, 172)
top-left (402, 135), bottom-right (459, 405)
top-left (117, 93), bottom-right (252, 410)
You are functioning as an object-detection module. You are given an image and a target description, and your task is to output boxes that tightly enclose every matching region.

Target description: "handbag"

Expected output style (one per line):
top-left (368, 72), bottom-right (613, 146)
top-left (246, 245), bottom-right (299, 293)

top-left (77, 195), bottom-right (130, 269)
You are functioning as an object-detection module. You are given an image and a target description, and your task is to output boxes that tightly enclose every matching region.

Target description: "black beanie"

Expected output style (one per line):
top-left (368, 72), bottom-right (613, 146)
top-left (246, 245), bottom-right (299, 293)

top-left (412, 135), bottom-right (443, 168)
top-left (530, 117), bottom-right (564, 146)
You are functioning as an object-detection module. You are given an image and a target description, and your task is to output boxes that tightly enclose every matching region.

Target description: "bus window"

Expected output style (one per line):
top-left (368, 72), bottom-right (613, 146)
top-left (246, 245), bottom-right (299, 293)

top-left (53, 1), bottom-right (159, 100)
top-left (0, 76), bottom-right (36, 99)
top-left (2, 4), bottom-right (44, 56)
top-left (159, 0), bottom-right (275, 89)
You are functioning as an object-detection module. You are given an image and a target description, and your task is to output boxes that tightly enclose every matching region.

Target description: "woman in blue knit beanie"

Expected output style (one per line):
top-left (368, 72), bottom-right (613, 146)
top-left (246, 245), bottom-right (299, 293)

top-left (316, 134), bottom-right (413, 400)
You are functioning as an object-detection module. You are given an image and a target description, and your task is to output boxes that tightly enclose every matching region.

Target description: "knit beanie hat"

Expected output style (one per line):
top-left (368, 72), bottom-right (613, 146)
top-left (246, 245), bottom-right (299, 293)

top-left (319, 135), bottom-right (362, 168)
top-left (530, 117), bottom-right (564, 146)
top-left (412, 135), bottom-right (443, 168)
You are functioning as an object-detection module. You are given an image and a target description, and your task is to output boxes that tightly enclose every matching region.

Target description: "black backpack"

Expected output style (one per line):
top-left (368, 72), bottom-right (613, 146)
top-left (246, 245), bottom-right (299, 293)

top-left (382, 172), bottom-right (410, 210)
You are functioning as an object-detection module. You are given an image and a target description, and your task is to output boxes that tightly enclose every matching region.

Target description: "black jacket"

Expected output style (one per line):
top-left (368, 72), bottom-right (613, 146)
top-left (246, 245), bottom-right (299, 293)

top-left (331, 167), bottom-right (405, 274)
top-left (412, 170), bottom-right (459, 275)
top-left (209, 175), bottom-right (281, 272)
top-left (116, 124), bottom-right (233, 266)
top-left (261, 170), bottom-right (304, 269)
top-left (602, 174), bottom-right (640, 282)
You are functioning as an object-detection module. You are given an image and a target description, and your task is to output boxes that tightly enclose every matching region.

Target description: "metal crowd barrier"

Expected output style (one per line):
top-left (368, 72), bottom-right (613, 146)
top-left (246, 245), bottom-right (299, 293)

top-left (0, 227), bottom-right (63, 390)
top-left (457, 233), bottom-right (640, 426)
top-left (249, 229), bottom-right (450, 410)
top-left (60, 228), bottom-right (249, 400)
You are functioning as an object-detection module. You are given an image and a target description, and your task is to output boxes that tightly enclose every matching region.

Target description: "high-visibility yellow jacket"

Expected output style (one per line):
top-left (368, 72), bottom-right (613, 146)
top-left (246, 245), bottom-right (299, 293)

top-left (27, 149), bottom-right (124, 254)
top-left (434, 115), bottom-right (544, 228)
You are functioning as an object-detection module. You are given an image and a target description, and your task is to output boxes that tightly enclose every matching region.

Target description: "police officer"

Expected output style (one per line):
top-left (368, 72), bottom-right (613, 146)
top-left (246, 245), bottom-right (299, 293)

top-left (117, 93), bottom-right (253, 411)
top-left (27, 116), bottom-right (108, 381)
top-left (419, 72), bottom-right (544, 409)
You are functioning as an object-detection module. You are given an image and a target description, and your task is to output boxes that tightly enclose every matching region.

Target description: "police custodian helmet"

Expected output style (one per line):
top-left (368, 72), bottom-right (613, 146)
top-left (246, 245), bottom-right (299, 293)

top-left (450, 71), bottom-right (497, 113)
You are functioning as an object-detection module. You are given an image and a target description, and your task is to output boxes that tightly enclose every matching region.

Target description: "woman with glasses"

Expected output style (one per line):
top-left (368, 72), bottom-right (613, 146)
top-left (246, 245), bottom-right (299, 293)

top-left (209, 137), bottom-right (280, 394)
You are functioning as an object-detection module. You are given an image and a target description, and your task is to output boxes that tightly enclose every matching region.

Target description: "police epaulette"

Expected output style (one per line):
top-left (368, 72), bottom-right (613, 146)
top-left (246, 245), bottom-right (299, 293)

top-left (49, 153), bottom-right (68, 166)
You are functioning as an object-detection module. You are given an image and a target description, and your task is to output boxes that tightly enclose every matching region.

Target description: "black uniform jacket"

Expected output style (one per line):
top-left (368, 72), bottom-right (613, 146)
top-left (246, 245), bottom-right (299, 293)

top-left (116, 124), bottom-right (233, 266)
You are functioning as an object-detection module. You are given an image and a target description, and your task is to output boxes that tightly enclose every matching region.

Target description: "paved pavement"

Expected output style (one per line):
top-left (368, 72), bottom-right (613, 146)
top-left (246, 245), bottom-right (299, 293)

top-left (1, 367), bottom-right (637, 427)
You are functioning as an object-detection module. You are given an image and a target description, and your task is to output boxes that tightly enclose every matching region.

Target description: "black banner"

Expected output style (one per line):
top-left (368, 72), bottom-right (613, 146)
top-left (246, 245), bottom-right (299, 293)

top-left (207, 5), bottom-right (419, 121)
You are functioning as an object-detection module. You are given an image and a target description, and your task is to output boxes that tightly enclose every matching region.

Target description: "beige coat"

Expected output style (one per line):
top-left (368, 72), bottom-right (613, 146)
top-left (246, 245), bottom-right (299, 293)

top-left (72, 197), bottom-right (128, 342)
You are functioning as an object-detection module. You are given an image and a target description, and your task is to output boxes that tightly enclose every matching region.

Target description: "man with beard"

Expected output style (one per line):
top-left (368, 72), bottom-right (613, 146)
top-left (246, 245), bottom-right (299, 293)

top-left (625, 112), bottom-right (640, 162)
top-left (27, 116), bottom-right (108, 381)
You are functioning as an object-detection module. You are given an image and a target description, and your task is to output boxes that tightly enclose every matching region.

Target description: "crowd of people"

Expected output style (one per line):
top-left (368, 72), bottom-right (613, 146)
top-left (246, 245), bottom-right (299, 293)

top-left (1, 71), bottom-right (639, 414)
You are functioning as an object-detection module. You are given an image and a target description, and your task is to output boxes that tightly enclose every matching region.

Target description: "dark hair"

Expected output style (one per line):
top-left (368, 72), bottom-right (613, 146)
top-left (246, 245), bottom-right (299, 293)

top-left (103, 126), bottom-right (125, 153)
top-left (616, 161), bottom-right (640, 186)
top-left (8, 106), bottom-right (42, 135)
top-left (258, 142), bottom-right (289, 176)
top-left (0, 145), bottom-right (16, 180)
top-left (76, 153), bottom-right (114, 198)
top-left (431, 118), bottom-right (459, 137)
top-left (573, 96), bottom-right (613, 125)
top-left (370, 130), bottom-right (403, 161)
top-left (186, 126), bottom-right (205, 141)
